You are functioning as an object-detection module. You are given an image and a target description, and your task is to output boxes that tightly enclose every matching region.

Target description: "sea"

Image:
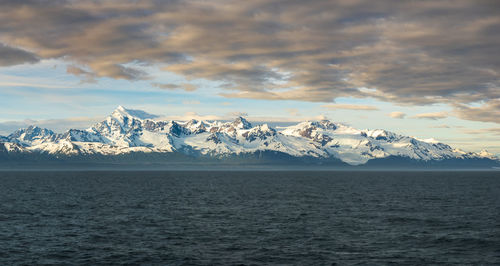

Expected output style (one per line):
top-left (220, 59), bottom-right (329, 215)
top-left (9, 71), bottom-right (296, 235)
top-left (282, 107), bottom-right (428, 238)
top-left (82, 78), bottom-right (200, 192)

top-left (0, 170), bottom-right (499, 265)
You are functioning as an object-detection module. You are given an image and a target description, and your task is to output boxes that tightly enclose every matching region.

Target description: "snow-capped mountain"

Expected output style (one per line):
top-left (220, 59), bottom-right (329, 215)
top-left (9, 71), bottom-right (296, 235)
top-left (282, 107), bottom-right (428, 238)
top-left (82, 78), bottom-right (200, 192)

top-left (0, 106), bottom-right (497, 166)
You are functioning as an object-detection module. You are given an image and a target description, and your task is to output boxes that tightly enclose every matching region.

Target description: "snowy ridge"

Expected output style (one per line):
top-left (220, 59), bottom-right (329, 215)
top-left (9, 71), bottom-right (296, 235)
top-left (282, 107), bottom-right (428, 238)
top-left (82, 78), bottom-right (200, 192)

top-left (0, 106), bottom-right (497, 165)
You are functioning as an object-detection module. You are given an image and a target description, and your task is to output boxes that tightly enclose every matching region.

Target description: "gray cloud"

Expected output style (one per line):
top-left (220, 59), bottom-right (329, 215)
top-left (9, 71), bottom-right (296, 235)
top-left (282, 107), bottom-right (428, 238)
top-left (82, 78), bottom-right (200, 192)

top-left (453, 99), bottom-right (500, 124)
top-left (0, 43), bottom-right (39, 66)
top-left (0, 0), bottom-right (499, 122)
top-left (152, 83), bottom-right (178, 90)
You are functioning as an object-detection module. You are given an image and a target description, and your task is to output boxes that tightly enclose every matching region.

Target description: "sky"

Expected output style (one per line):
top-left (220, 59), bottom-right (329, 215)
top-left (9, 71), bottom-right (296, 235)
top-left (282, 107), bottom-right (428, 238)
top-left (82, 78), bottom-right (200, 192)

top-left (0, 0), bottom-right (499, 155)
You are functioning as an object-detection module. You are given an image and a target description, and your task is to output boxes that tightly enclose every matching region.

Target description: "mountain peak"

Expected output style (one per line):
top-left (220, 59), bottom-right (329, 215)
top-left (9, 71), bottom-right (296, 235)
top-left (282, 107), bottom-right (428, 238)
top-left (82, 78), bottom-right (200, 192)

top-left (478, 149), bottom-right (496, 159)
top-left (111, 106), bottom-right (158, 120)
top-left (8, 125), bottom-right (55, 141)
top-left (317, 119), bottom-right (337, 130)
top-left (232, 116), bottom-right (252, 129)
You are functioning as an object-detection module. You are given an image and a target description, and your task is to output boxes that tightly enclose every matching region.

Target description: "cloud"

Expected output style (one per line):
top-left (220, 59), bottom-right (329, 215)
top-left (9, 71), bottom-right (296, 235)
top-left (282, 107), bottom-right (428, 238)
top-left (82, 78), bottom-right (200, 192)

top-left (0, 43), bottom-right (39, 66)
top-left (227, 111), bottom-right (248, 117)
top-left (0, 72), bottom-right (82, 89)
top-left (0, 0), bottom-right (499, 122)
top-left (152, 82), bottom-right (197, 92)
top-left (388, 111), bottom-right (406, 119)
top-left (152, 83), bottom-right (178, 90)
top-left (182, 84), bottom-right (197, 92)
top-left (430, 124), bottom-right (451, 128)
top-left (67, 65), bottom-right (97, 83)
top-left (462, 127), bottom-right (500, 136)
top-left (411, 112), bottom-right (448, 120)
top-left (453, 99), bottom-right (500, 124)
top-left (322, 104), bottom-right (378, 111)
top-left (0, 116), bottom-right (102, 135)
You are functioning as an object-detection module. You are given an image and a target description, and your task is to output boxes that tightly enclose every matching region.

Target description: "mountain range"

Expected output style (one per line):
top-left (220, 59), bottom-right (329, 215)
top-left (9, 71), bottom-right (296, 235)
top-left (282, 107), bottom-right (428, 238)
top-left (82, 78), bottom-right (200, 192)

top-left (0, 106), bottom-right (498, 169)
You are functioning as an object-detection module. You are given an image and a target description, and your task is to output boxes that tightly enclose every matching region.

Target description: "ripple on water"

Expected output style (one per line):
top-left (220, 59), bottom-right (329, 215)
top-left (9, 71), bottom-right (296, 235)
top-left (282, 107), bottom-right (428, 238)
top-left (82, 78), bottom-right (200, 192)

top-left (0, 170), bottom-right (499, 265)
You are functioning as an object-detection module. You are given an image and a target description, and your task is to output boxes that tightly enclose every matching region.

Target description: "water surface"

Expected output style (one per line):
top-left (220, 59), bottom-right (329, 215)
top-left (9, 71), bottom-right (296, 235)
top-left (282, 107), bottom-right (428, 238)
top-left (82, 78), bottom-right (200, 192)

top-left (0, 171), bottom-right (499, 265)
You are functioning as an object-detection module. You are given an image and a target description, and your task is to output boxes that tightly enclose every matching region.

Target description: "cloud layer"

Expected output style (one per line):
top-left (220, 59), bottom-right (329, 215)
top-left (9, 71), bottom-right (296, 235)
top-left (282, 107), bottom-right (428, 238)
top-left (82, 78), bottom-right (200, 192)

top-left (0, 0), bottom-right (499, 122)
top-left (412, 112), bottom-right (448, 120)
top-left (0, 43), bottom-right (39, 66)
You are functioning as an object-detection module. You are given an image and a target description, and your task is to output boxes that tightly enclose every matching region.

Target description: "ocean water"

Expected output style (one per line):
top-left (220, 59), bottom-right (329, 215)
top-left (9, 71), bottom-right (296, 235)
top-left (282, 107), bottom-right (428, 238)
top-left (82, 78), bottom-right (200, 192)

top-left (0, 170), bottom-right (499, 265)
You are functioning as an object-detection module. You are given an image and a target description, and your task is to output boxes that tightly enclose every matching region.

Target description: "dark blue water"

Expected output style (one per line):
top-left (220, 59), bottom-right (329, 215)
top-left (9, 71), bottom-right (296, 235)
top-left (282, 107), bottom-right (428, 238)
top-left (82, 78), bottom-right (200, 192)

top-left (0, 171), bottom-right (499, 265)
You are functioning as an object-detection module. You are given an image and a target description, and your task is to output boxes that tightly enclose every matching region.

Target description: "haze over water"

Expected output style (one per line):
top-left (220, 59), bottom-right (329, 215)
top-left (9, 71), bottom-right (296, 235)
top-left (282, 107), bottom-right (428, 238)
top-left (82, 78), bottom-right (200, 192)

top-left (0, 170), bottom-right (499, 265)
